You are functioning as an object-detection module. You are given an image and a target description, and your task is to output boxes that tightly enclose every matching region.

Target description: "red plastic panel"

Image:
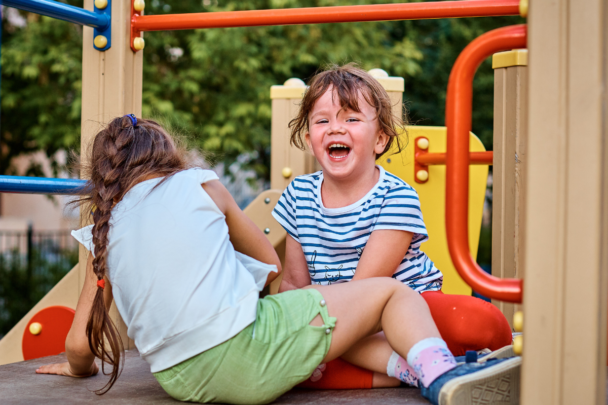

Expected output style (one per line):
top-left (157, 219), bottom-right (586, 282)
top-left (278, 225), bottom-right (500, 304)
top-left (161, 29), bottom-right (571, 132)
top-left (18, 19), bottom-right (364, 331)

top-left (22, 306), bottom-right (75, 361)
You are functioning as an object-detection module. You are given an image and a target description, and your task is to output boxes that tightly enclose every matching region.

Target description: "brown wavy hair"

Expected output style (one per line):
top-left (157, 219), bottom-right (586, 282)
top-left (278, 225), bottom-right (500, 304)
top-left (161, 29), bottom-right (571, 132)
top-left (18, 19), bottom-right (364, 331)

top-left (75, 116), bottom-right (191, 394)
top-left (289, 63), bottom-right (407, 159)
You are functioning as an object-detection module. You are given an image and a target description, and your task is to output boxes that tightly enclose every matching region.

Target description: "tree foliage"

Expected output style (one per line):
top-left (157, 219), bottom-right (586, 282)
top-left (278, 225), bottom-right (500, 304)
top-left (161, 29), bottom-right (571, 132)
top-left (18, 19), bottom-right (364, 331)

top-left (1, 0), bottom-right (522, 180)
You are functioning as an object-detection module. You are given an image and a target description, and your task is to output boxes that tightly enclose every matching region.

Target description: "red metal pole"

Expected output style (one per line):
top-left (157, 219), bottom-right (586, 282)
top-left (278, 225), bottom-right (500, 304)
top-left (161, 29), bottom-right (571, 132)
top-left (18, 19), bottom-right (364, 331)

top-left (445, 24), bottom-right (526, 303)
top-left (416, 151), bottom-right (493, 166)
top-left (132, 0), bottom-right (520, 32)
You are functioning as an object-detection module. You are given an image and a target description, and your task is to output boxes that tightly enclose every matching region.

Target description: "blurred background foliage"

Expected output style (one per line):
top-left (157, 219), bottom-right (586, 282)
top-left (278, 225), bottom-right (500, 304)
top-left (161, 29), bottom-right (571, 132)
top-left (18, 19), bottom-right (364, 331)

top-left (1, 0), bottom-right (522, 181)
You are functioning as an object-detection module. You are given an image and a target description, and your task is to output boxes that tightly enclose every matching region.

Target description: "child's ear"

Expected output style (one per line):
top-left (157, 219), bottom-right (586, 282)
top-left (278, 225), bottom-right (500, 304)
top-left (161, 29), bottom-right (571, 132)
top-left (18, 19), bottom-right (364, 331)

top-left (374, 130), bottom-right (390, 155)
top-left (305, 132), bottom-right (316, 158)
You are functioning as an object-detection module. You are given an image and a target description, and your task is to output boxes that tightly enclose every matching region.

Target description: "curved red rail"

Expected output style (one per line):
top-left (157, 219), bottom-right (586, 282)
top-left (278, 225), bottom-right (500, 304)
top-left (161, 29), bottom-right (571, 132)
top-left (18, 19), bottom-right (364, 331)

top-left (446, 25), bottom-right (526, 303)
top-left (132, 0), bottom-right (520, 32)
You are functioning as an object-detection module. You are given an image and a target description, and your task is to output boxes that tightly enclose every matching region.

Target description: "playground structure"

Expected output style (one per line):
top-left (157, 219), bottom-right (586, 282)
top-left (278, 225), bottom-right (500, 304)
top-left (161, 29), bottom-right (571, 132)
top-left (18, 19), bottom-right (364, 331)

top-left (0, 0), bottom-right (605, 404)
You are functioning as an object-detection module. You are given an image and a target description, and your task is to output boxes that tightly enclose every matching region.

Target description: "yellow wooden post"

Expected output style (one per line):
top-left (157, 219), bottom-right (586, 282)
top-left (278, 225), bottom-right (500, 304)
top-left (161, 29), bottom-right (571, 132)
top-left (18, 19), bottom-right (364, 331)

top-left (79, 0), bottom-right (143, 349)
top-left (521, 0), bottom-right (607, 402)
top-left (491, 49), bottom-right (528, 326)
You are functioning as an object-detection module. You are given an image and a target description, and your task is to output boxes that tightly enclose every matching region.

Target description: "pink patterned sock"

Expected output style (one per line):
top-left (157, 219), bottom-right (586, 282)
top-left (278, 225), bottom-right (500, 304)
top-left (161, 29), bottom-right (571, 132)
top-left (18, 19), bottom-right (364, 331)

top-left (407, 338), bottom-right (457, 388)
top-left (387, 351), bottom-right (418, 387)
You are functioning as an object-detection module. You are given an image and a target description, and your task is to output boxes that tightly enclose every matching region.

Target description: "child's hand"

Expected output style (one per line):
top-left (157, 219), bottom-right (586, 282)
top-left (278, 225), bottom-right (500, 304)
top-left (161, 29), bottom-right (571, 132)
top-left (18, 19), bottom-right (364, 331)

top-left (36, 361), bottom-right (99, 378)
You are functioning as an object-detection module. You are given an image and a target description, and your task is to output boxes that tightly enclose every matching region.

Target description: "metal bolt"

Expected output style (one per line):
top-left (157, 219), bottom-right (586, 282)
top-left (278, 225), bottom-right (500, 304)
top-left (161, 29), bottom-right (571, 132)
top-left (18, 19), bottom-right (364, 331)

top-left (94, 0), bottom-right (108, 9)
top-left (387, 158), bottom-right (391, 163)
top-left (133, 37), bottom-right (145, 51)
top-left (416, 170), bottom-right (429, 182)
top-left (513, 311), bottom-right (523, 332)
top-left (134, 0), bottom-right (146, 12)
top-left (282, 167), bottom-right (293, 179)
top-left (264, 228), bottom-right (270, 234)
top-left (417, 138), bottom-right (430, 150)
top-left (264, 197), bottom-right (271, 204)
top-left (94, 35), bottom-right (108, 49)
top-left (29, 322), bottom-right (42, 335)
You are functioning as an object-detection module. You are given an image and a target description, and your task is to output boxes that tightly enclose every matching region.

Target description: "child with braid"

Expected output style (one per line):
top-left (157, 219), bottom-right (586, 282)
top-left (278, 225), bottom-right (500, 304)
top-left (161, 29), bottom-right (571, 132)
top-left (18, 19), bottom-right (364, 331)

top-left (37, 115), bottom-right (519, 405)
top-left (273, 64), bottom-right (513, 390)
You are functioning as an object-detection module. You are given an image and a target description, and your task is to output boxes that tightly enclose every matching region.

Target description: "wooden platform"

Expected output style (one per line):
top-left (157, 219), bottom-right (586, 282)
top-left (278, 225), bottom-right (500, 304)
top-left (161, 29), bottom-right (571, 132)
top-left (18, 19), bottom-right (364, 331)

top-left (0, 349), bottom-right (429, 404)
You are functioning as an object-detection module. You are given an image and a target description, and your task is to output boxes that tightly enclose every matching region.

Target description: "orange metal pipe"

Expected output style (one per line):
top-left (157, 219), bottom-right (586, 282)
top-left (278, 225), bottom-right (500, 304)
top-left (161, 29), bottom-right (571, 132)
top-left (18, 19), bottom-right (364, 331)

top-left (416, 151), bottom-right (493, 166)
top-left (132, 0), bottom-right (520, 31)
top-left (445, 24), bottom-right (526, 303)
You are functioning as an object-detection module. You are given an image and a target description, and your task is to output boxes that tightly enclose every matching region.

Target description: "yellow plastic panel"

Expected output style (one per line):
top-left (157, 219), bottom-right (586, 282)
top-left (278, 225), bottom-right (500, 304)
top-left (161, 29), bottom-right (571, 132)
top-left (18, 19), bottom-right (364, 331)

top-left (377, 126), bottom-right (489, 296)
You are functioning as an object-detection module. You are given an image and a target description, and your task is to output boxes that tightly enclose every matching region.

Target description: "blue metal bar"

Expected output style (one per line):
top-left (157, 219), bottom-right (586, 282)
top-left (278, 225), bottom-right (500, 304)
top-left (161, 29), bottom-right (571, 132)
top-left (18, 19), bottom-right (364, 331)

top-left (0, 176), bottom-right (88, 195)
top-left (3, 0), bottom-right (109, 29)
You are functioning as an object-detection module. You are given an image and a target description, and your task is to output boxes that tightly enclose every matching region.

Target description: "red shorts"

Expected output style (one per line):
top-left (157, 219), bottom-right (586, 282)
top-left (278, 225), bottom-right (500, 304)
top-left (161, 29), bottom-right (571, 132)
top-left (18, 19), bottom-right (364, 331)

top-left (298, 290), bottom-right (512, 389)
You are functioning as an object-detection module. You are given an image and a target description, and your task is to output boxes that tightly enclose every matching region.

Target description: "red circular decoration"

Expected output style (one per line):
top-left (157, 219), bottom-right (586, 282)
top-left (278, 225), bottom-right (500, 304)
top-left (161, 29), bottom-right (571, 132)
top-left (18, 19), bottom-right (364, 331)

top-left (22, 306), bottom-right (75, 361)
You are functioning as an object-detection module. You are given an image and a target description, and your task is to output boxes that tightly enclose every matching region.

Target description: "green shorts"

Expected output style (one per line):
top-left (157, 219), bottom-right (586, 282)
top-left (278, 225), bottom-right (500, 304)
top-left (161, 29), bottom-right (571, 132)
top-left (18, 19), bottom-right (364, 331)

top-left (153, 288), bottom-right (336, 404)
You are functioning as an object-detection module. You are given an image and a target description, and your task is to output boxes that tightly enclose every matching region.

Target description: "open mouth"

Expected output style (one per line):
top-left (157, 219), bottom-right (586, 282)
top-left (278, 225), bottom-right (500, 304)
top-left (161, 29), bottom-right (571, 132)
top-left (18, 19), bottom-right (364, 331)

top-left (328, 143), bottom-right (351, 160)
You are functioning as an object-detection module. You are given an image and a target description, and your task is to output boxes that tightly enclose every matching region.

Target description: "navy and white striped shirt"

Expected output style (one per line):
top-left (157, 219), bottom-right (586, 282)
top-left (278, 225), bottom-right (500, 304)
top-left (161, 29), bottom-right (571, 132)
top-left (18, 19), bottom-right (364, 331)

top-left (272, 166), bottom-right (443, 292)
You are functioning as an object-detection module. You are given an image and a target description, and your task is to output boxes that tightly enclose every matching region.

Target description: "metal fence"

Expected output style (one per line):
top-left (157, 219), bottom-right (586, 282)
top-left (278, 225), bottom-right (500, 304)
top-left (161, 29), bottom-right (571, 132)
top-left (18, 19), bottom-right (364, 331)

top-left (0, 228), bottom-right (78, 337)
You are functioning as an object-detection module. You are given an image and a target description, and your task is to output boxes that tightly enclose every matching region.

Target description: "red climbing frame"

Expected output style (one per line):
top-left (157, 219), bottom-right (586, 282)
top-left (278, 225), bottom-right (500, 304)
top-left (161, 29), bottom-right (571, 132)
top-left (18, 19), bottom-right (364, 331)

top-left (130, 0), bottom-right (520, 50)
top-left (445, 25), bottom-right (526, 303)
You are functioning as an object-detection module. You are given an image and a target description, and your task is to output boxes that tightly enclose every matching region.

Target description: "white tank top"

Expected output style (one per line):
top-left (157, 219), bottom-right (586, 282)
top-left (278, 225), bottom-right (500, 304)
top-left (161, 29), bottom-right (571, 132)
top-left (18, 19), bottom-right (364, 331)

top-left (72, 168), bottom-right (277, 372)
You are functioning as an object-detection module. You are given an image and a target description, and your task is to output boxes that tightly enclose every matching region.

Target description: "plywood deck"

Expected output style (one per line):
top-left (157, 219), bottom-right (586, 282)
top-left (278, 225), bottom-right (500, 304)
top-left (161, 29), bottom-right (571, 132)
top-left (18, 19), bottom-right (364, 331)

top-left (0, 349), bottom-right (429, 404)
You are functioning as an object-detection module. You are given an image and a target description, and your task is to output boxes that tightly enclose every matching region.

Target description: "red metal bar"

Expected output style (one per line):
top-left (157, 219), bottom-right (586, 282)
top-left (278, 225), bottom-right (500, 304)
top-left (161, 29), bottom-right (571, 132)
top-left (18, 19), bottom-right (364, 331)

top-left (131, 0), bottom-right (520, 32)
top-left (445, 24), bottom-right (526, 303)
top-left (416, 151), bottom-right (493, 165)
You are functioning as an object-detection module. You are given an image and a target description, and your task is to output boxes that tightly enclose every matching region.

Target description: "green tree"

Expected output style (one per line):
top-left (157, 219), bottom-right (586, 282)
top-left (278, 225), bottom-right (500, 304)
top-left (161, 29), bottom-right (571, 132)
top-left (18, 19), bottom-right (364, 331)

top-left (1, 0), bottom-right (522, 180)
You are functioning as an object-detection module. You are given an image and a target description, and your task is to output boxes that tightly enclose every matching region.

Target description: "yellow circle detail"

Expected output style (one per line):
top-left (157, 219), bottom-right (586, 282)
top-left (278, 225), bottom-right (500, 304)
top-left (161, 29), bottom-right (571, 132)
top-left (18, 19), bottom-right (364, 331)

top-left (416, 170), bottom-right (429, 182)
top-left (519, 0), bottom-right (528, 17)
top-left (94, 35), bottom-right (108, 49)
top-left (29, 322), bottom-right (42, 335)
top-left (513, 311), bottom-right (523, 332)
top-left (417, 138), bottom-right (429, 150)
top-left (94, 0), bottom-right (107, 9)
top-left (134, 0), bottom-right (146, 12)
top-left (133, 37), bottom-right (145, 51)
top-left (513, 335), bottom-right (523, 355)
top-left (282, 167), bottom-right (293, 179)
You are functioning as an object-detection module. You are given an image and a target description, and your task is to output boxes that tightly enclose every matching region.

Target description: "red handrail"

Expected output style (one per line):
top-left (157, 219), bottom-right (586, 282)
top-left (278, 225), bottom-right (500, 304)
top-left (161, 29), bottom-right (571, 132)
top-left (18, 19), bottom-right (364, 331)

top-left (132, 0), bottom-right (520, 32)
top-left (445, 25), bottom-right (526, 303)
top-left (416, 151), bottom-right (493, 165)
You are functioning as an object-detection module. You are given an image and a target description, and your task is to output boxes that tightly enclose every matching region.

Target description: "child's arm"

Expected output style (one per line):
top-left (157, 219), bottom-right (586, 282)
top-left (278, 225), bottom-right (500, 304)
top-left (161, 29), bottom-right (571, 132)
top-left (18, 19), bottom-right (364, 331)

top-left (202, 180), bottom-right (282, 286)
top-left (278, 235), bottom-right (312, 292)
top-left (351, 230), bottom-right (414, 281)
top-left (36, 253), bottom-right (112, 377)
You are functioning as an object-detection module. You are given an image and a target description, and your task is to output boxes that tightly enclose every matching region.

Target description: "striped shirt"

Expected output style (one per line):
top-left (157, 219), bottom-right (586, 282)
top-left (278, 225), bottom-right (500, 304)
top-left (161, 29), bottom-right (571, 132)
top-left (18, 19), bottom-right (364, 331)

top-left (272, 166), bottom-right (443, 292)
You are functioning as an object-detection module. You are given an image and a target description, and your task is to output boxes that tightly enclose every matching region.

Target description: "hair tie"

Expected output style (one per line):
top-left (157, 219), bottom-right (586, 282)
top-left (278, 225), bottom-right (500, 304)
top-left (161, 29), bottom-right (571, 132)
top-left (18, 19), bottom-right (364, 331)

top-left (97, 279), bottom-right (105, 289)
top-left (123, 114), bottom-right (138, 127)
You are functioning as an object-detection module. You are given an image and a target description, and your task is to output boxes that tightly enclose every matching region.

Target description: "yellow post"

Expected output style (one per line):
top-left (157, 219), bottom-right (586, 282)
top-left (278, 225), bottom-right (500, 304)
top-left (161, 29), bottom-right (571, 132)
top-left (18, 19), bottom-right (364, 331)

top-left (521, 0), bottom-right (607, 403)
top-left (79, 0), bottom-right (143, 349)
top-left (491, 49), bottom-right (528, 326)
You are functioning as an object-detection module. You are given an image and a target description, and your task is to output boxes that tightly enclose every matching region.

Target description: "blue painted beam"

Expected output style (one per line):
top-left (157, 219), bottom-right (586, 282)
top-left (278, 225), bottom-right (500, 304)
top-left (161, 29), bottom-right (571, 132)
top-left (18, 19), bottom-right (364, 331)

top-left (0, 176), bottom-right (88, 195)
top-left (3, 0), bottom-right (110, 29)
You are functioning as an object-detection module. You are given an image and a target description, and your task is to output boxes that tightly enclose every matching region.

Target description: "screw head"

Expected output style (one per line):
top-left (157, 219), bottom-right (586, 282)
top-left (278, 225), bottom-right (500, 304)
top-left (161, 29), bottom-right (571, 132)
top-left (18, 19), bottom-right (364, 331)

top-left (134, 0), bottom-right (146, 12)
top-left (513, 334), bottom-right (523, 355)
top-left (386, 158), bottom-right (391, 163)
top-left (264, 228), bottom-right (270, 234)
top-left (133, 37), bottom-right (145, 51)
top-left (94, 35), bottom-right (108, 49)
top-left (417, 138), bottom-right (429, 150)
top-left (29, 322), bottom-right (42, 335)
top-left (416, 170), bottom-right (429, 182)
top-left (264, 197), bottom-right (271, 204)
top-left (513, 311), bottom-right (523, 332)
top-left (94, 0), bottom-right (108, 9)
top-left (282, 167), bottom-right (293, 179)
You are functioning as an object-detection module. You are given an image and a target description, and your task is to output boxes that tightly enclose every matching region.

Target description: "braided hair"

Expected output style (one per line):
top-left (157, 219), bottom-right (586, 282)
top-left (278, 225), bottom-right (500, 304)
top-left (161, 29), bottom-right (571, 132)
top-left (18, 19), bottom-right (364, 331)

top-left (78, 116), bottom-right (189, 394)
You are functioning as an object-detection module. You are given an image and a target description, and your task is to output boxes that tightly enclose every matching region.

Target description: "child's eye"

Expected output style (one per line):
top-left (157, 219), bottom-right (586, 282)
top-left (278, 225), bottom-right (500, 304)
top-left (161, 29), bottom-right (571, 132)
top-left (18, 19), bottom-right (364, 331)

top-left (346, 118), bottom-right (360, 122)
top-left (316, 119), bottom-right (329, 124)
